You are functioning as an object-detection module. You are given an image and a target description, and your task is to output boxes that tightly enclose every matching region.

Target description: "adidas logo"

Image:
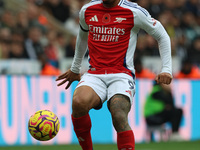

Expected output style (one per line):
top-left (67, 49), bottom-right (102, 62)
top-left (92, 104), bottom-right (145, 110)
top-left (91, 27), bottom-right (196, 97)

top-left (89, 15), bottom-right (98, 22)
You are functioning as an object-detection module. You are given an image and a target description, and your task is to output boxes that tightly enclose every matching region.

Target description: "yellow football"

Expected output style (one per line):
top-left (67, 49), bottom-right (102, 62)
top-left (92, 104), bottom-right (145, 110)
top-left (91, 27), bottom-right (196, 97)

top-left (28, 110), bottom-right (60, 141)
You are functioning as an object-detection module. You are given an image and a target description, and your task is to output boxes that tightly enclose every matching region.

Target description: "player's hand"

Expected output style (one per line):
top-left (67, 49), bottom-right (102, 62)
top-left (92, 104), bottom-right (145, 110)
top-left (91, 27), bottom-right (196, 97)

top-left (56, 69), bottom-right (81, 89)
top-left (155, 72), bottom-right (172, 85)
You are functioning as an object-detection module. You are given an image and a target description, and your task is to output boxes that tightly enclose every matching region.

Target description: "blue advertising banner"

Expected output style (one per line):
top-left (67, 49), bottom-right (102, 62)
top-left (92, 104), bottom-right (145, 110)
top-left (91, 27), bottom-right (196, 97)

top-left (0, 76), bottom-right (199, 146)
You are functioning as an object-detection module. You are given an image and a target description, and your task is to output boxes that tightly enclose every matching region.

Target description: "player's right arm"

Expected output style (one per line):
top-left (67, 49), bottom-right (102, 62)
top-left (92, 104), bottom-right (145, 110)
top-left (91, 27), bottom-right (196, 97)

top-left (56, 6), bottom-right (89, 89)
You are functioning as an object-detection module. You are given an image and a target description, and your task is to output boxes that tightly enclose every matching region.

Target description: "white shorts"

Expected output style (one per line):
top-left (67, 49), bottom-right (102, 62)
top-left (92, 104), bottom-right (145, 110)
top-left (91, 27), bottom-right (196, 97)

top-left (76, 73), bottom-right (135, 105)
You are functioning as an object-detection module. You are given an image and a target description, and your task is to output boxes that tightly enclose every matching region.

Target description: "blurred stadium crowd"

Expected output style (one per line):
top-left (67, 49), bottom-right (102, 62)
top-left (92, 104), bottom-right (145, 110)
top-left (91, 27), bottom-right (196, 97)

top-left (0, 0), bottom-right (199, 76)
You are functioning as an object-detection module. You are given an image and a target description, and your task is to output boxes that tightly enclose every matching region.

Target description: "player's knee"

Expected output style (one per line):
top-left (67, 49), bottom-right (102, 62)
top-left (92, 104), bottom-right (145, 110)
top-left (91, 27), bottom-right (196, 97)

top-left (72, 95), bottom-right (90, 113)
top-left (111, 110), bottom-right (130, 132)
top-left (109, 95), bottom-right (131, 120)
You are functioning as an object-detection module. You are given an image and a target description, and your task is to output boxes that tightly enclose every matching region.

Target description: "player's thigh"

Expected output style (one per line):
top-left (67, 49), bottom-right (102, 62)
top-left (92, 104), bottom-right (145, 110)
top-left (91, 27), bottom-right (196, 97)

top-left (73, 73), bottom-right (107, 109)
top-left (73, 85), bottom-right (101, 109)
top-left (108, 94), bottom-right (131, 116)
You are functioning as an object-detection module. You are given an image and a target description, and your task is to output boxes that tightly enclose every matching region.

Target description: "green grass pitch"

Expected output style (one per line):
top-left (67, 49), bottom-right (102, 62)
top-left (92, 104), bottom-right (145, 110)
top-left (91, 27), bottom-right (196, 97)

top-left (0, 140), bottom-right (199, 150)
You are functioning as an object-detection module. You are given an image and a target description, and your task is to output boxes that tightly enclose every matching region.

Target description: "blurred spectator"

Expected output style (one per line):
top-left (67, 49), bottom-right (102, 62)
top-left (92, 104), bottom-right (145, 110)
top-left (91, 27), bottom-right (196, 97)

top-left (158, 10), bottom-right (176, 38)
top-left (42, 0), bottom-right (70, 23)
top-left (185, 0), bottom-right (200, 16)
top-left (181, 11), bottom-right (200, 42)
top-left (56, 32), bottom-right (68, 59)
top-left (65, 35), bottom-right (76, 57)
top-left (173, 0), bottom-right (187, 18)
top-left (137, 0), bottom-right (149, 9)
top-left (24, 26), bottom-right (44, 60)
top-left (174, 58), bottom-right (200, 79)
top-left (164, 0), bottom-right (176, 11)
top-left (0, 27), bottom-right (11, 59)
top-left (144, 82), bottom-right (183, 141)
top-left (40, 52), bottom-right (61, 76)
top-left (145, 35), bottom-right (159, 56)
top-left (44, 29), bottom-right (59, 68)
top-left (0, 0), bottom-right (4, 9)
top-left (16, 10), bottom-right (30, 32)
top-left (26, 2), bottom-right (47, 32)
top-left (70, 0), bottom-right (89, 15)
top-left (64, 11), bottom-right (79, 36)
top-left (175, 34), bottom-right (188, 60)
top-left (0, 27), bottom-right (11, 41)
top-left (9, 41), bottom-right (28, 59)
top-left (147, 0), bottom-right (164, 19)
top-left (0, 39), bottom-right (10, 59)
top-left (11, 29), bottom-right (25, 43)
top-left (0, 9), bottom-right (16, 29)
top-left (135, 34), bottom-right (147, 57)
top-left (187, 37), bottom-right (200, 66)
top-left (134, 57), bottom-right (156, 79)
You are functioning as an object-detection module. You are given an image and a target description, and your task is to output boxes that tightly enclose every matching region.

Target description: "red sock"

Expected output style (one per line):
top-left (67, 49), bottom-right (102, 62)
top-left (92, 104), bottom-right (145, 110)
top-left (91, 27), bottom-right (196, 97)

top-left (117, 130), bottom-right (135, 150)
top-left (71, 114), bottom-right (93, 150)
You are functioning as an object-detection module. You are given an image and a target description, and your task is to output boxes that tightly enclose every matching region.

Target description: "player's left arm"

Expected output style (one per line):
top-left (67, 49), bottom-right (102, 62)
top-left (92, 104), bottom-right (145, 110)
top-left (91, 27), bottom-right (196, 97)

top-left (134, 8), bottom-right (172, 84)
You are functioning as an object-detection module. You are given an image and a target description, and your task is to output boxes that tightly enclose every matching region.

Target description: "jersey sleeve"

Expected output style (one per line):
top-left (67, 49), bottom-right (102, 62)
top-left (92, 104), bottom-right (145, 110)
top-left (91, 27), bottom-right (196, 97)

top-left (134, 8), bottom-right (172, 75)
top-left (79, 6), bottom-right (89, 31)
top-left (70, 27), bottom-right (89, 74)
top-left (134, 7), bottom-right (158, 35)
top-left (70, 5), bottom-right (89, 74)
top-left (70, 5), bottom-right (90, 74)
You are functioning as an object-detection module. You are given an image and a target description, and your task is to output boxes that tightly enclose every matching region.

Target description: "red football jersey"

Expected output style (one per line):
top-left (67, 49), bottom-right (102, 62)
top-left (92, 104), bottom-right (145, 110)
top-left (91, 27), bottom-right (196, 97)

top-left (74, 0), bottom-right (172, 77)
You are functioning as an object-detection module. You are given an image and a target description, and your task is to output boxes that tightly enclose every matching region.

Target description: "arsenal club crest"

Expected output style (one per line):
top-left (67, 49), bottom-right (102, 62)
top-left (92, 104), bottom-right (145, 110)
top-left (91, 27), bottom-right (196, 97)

top-left (102, 13), bottom-right (111, 23)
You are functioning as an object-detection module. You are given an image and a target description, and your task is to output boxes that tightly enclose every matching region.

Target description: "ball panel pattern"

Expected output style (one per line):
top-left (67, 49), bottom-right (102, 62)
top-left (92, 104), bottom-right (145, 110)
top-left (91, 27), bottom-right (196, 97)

top-left (28, 110), bottom-right (60, 141)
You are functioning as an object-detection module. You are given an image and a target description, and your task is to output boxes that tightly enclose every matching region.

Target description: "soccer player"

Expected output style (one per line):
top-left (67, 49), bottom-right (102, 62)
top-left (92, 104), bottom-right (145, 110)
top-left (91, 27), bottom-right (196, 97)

top-left (56, 0), bottom-right (172, 150)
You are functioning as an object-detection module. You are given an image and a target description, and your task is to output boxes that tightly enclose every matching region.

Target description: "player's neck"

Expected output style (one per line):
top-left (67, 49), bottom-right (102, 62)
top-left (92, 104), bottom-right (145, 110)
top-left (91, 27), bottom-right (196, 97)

top-left (102, 0), bottom-right (120, 8)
